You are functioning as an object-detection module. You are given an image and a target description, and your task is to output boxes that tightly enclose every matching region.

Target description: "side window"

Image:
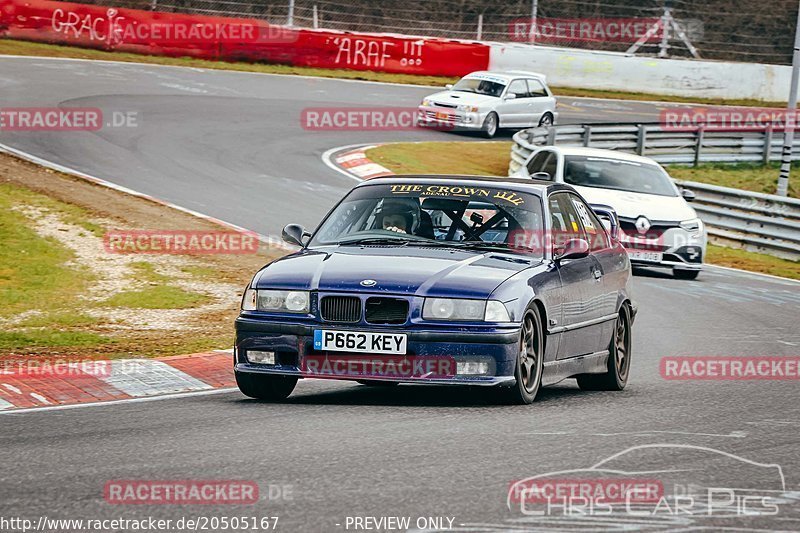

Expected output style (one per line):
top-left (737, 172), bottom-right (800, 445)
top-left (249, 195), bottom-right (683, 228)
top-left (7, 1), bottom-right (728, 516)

top-left (542, 153), bottom-right (558, 178)
top-left (549, 193), bottom-right (588, 253)
top-left (527, 79), bottom-right (548, 97)
top-left (507, 79), bottom-right (529, 99)
top-left (571, 197), bottom-right (610, 251)
top-left (526, 151), bottom-right (549, 174)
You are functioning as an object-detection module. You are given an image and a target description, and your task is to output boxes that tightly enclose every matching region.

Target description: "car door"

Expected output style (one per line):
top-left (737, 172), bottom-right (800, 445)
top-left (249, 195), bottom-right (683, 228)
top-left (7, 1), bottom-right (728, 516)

top-left (526, 78), bottom-right (556, 126)
top-left (549, 192), bottom-right (609, 359)
top-left (498, 79), bottom-right (530, 127)
top-left (570, 195), bottom-right (622, 349)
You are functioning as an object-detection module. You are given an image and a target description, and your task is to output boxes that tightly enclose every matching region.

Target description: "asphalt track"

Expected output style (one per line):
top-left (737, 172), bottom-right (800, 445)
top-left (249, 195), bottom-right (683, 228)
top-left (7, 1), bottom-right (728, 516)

top-left (1, 56), bottom-right (800, 532)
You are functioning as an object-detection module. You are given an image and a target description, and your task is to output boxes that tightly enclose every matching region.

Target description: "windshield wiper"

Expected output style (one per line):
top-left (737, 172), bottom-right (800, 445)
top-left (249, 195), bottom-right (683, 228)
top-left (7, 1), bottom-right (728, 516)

top-left (336, 237), bottom-right (415, 246)
top-left (407, 240), bottom-right (515, 252)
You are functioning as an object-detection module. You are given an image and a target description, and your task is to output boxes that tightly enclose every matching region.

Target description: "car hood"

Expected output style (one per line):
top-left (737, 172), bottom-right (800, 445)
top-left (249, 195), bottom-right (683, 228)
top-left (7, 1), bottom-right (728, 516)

top-left (425, 90), bottom-right (498, 108)
top-left (571, 185), bottom-right (697, 222)
top-left (253, 246), bottom-right (538, 298)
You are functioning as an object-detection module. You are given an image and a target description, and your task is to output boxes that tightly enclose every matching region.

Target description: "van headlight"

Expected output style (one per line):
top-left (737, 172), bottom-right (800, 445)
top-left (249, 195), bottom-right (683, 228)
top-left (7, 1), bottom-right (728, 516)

top-left (422, 298), bottom-right (510, 322)
top-left (679, 218), bottom-right (703, 236)
top-left (241, 288), bottom-right (310, 313)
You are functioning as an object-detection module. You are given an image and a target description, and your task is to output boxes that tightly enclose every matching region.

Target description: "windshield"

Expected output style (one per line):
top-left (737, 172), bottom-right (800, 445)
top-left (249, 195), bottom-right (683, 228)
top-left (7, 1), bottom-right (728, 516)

top-left (563, 156), bottom-right (678, 197)
top-left (451, 77), bottom-right (506, 97)
top-left (310, 182), bottom-right (545, 257)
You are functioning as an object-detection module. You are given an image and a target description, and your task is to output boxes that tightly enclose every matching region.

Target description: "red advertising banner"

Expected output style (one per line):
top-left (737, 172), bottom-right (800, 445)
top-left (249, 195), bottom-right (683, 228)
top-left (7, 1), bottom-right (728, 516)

top-left (0, 0), bottom-right (489, 76)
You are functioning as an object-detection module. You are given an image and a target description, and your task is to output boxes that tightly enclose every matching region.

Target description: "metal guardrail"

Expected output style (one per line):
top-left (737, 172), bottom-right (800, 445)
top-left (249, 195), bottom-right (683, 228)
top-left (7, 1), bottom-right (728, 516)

top-left (509, 125), bottom-right (800, 260)
top-left (508, 123), bottom-right (800, 174)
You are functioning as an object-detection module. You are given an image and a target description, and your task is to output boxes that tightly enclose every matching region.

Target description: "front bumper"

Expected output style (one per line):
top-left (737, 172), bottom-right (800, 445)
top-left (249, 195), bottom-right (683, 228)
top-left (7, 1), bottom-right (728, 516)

top-left (416, 107), bottom-right (486, 131)
top-left (621, 226), bottom-right (707, 271)
top-left (234, 317), bottom-right (521, 386)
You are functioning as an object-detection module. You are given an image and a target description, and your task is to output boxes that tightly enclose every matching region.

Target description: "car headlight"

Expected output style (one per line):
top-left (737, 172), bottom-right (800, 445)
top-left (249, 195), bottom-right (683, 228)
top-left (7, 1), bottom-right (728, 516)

top-left (422, 298), bottom-right (510, 322)
top-left (679, 218), bottom-right (703, 236)
top-left (485, 300), bottom-right (511, 322)
top-left (457, 104), bottom-right (479, 112)
top-left (421, 98), bottom-right (432, 107)
top-left (241, 288), bottom-right (310, 313)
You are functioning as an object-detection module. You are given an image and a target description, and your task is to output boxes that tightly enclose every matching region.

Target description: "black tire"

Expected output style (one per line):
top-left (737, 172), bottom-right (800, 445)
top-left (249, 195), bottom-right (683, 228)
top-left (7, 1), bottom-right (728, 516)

top-left (674, 269), bottom-right (700, 280)
top-left (538, 112), bottom-right (554, 127)
top-left (235, 371), bottom-right (297, 401)
top-left (357, 380), bottom-right (399, 387)
top-left (577, 305), bottom-right (631, 391)
top-left (482, 112), bottom-right (499, 138)
top-left (499, 307), bottom-right (544, 405)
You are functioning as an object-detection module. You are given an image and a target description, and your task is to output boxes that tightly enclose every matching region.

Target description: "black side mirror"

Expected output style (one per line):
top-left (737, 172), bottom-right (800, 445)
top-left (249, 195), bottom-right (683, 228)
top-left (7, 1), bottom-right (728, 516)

top-left (555, 238), bottom-right (590, 262)
top-left (681, 188), bottom-right (696, 202)
top-left (282, 223), bottom-right (308, 247)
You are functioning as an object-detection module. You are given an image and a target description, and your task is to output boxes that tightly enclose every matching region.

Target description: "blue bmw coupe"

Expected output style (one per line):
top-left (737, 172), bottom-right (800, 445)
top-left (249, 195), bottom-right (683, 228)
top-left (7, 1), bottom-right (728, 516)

top-left (235, 176), bottom-right (635, 404)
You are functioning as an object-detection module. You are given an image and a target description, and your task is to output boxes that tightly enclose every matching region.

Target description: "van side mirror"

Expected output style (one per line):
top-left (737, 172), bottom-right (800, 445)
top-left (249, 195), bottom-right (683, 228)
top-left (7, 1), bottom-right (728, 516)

top-left (531, 171), bottom-right (552, 181)
top-left (681, 188), bottom-right (696, 202)
top-left (445, 84), bottom-right (453, 90)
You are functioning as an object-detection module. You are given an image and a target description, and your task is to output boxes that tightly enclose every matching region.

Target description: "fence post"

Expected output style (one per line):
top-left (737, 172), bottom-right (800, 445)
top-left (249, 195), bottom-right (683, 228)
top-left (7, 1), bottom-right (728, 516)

top-left (763, 124), bottom-right (773, 166)
top-left (582, 125), bottom-right (592, 146)
top-left (694, 125), bottom-right (704, 167)
top-left (477, 14), bottom-right (483, 40)
top-left (636, 124), bottom-right (646, 155)
top-left (546, 128), bottom-right (557, 145)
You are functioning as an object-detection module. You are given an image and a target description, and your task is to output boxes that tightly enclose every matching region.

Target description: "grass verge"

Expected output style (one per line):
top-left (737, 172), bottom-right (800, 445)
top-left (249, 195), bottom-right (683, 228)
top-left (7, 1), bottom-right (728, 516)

top-left (366, 141), bottom-right (800, 280)
top-left (667, 162), bottom-right (799, 198)
top-left (0, 152), bottom-right (282, 358)
top-left (0, 38), bottom-right (787, 107)
top-left (368, 141), bottom-right (511, 176)
top-left (706, 244), bottom-right (800, 280)
top-left (0, 182), bottom-right (96, 318)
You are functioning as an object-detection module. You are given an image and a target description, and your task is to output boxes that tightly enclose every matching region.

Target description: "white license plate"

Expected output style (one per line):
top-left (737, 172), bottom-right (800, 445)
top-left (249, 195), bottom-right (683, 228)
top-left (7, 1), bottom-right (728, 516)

top-left (313, 330), bottom-right (407, 354)
top-left (628, 250), bottom-right (663, 262)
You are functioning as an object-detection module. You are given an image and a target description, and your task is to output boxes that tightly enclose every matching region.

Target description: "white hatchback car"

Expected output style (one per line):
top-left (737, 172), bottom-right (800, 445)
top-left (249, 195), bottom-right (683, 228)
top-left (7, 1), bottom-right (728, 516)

top-left (417, 71), bottom-right (557, 138)
top-left (515, 146), bottom-right (706, 279)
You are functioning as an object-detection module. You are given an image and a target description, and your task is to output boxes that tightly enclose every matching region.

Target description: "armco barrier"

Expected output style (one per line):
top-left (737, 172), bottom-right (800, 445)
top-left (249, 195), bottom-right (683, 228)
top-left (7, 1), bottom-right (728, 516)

top-left (509, 126), bottom-right (800, 260)
top-left (509, 123), bottom-right (800, 172)
top-left (673, 180), bottom-right (800, 260)
top-left (0, 0), bottom-right (490, 77)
